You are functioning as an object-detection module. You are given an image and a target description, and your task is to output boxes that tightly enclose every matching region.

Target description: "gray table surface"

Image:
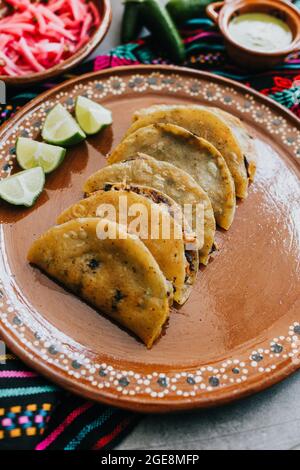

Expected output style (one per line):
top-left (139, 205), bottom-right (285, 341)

top-left (94, 0), bottom-right (300, 451)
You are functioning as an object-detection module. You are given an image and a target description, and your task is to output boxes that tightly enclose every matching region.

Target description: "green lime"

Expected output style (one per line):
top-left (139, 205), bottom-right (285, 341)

top-left (75, 96), bottom-right (112, 135)
top-left (0, 167), bottom-right (45, 207)
top-left (16, 137), bottom-right (66, 174)
top-left (42, 103), bottom-right (86, 146)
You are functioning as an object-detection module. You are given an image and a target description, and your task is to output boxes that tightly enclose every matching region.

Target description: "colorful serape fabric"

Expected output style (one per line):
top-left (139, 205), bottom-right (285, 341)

top-left (0, 7), bottom-right (299, 450)
top-left (0, 350), bottom-right (137, 450)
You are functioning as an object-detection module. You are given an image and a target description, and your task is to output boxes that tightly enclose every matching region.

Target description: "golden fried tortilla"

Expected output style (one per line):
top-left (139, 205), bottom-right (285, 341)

top-left (210, 107), bottom-right (256, 181)
top-left (57, 188), bottom-right (198, 305)
top-left (127, 104), bottom-right (250, 198)
top-left (104, 182), bottom-right (199, 249)
top-left (84, 155), bottom-right (216, 265)
top-left (108, 123), bottom-right (236, 229)
top-left (28, 218), bottom-right (172, 348)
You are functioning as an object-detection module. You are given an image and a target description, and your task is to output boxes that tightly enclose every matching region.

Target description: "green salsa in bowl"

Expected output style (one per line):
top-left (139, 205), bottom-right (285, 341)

top-left (228, 12), bottom-right (293, 53)
top-left (206, 0), bottom-right (300, 70)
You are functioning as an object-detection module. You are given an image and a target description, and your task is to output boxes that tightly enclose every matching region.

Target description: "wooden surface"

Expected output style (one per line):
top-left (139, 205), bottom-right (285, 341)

top-left (95, 0), bottom-right (300, 450)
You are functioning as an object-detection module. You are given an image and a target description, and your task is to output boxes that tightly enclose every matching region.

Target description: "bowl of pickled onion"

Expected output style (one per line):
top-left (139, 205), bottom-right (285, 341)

top-left (0, 0), bottom-right (112, 85)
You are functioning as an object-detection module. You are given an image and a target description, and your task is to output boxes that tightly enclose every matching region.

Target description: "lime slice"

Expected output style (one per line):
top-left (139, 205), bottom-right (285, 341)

top-left (0, 167), bottom-right (45, 207)
top-left (75, 96), bottom-right (112, 135)
top-left (16, 137), bottom-right (66, 174)
top-left (42, 103), bottom-right (86, 146)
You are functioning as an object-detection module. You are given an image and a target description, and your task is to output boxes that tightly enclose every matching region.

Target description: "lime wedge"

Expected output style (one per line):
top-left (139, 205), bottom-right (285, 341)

top-left (0, 167), bottom-right (45, 207)
top-left (42, 103), bottom-right (86, 146)
top-left (75, 96), bottom-right (112, 135)
top-left (16, 137), bottom-right (66, 174)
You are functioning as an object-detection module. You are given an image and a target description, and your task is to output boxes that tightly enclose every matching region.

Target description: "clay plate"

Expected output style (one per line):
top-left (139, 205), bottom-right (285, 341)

top-left (0, 66), bottom-right (299, 413)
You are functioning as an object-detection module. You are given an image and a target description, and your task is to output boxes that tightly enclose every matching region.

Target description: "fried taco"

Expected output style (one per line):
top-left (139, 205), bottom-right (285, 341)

top-left (57, 187), bottom-right (198, 305)
top-left (108, 123), bottom-right (236, 229)
top-left (82, 182), bottom-right (199, 248)
top-left (28, 218), bottom-right (172, 348)
top-left (126, 104), bottom-right (251, 198)
top-left (210, 107), bottom-right (256, 181)
top-left (83, 154), bottom-right (216, 265)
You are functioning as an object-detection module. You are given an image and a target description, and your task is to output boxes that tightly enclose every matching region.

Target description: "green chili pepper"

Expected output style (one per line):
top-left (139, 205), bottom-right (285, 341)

top-left (120, 0), bottom-right (186, 63)
top-left (141, 0), bottom-right (185, 63)
top-left (121, 0), bottom-right (144, 43)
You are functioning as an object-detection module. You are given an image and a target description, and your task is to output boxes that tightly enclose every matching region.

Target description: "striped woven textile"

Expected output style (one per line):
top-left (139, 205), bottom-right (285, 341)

top-left (0, 350), bottom-right (137, 450)
top-left (0, 4), bottom-right (299, 450)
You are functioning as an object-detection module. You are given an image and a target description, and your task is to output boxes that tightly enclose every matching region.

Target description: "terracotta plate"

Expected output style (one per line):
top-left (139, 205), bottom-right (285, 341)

top-left (0, 66), bottom-right (299, 413)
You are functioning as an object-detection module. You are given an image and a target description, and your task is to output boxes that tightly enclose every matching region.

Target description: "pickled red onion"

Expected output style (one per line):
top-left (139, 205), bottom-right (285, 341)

top-left (0, 0), bottom-right (102, 77)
